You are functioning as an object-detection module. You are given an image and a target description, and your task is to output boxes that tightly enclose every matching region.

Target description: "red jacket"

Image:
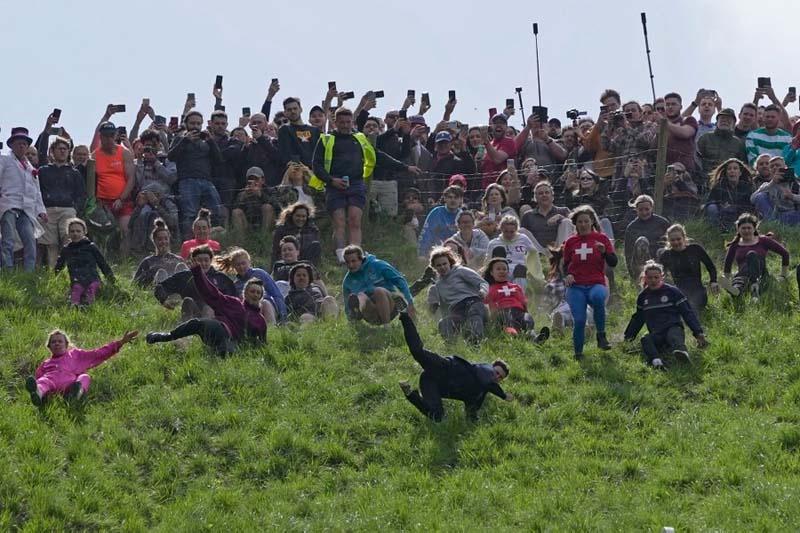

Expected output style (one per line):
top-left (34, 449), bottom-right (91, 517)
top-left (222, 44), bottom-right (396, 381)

top-left (485, 281), bottom-right (527, 311)
top-left (563, 231), bottom-right (614, 286)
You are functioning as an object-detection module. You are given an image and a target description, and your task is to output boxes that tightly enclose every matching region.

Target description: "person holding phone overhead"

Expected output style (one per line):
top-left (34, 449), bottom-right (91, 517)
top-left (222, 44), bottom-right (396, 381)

top-left (92, 108), bottom-right (136, 258)
top-left (277, 96), bottom-right (321, 168)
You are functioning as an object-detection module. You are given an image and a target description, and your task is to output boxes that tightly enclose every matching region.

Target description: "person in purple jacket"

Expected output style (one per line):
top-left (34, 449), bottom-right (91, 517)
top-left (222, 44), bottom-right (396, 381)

top-left (26, 329), bottom-right (139, 405)
top-left (719, 212), bottom-right (790, 300)
top-left (146, 261), bottom-right (267, 355)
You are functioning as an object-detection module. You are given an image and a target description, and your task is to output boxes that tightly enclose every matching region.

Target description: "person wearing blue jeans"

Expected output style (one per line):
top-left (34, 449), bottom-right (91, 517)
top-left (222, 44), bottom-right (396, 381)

top-left (167, 110), bottom-right (223, 237)
top-left (562, 205), bottom-right (617, 359)
top-left (0, 127), bottom-right (48, 271)
top-left (178, 178), bottom-right (221, 237)
top-left (750, 157), bottom-right (800, 226)
top-left (566, 284), bottom-right (609, 356)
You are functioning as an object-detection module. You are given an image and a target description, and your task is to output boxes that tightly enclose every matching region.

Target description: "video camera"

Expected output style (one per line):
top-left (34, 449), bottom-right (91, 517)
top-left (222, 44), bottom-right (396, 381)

top-left (566, 109), bottom-right (587, 120)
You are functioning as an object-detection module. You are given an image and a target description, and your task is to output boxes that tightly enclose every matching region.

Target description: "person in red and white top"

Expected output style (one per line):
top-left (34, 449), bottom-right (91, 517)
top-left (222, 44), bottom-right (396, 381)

top-left (483, 257), bottom-right (549, 343)
top-left (563, 205), bottom-right (618, 359)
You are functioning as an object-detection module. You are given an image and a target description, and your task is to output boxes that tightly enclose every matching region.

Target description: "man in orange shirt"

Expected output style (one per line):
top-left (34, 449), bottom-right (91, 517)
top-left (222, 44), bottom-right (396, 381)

top-left (93, 121), bottom-right (135, 257)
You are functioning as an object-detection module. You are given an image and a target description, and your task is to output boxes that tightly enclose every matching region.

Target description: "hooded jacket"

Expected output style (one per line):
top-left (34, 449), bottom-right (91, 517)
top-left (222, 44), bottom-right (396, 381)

top-left (192, 266), bottom-right (266, 342)
top-left (427, 265), bottom-right (488, 313)
top-left (342, 253), bottom-right (413, 313)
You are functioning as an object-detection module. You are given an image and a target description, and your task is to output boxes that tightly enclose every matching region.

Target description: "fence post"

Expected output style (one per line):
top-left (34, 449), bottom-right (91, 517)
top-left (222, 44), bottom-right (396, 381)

top-left (654, 118), bottom-right (668, 215)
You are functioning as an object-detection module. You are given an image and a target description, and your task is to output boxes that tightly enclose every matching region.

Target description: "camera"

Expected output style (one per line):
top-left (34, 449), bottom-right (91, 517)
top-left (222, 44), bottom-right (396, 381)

top-left (566, 109), bottom-right (587, 120)
top-left (610, 110), bottom-right (626, 124)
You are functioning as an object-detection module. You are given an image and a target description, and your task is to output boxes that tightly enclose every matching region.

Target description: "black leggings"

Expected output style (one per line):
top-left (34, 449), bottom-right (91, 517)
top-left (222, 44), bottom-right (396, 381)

top-left (171, 318), bottom-right (233, 355)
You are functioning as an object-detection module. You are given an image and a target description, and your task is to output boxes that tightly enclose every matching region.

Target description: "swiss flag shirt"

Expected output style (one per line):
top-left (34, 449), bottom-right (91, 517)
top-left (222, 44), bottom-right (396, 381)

top-left (486, 281), bottom-right (527, 312)
top-left (563, 231), bottom-right (614, 286)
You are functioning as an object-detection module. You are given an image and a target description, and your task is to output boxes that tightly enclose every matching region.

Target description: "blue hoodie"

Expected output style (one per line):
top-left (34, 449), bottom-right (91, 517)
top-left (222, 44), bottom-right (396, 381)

top-left (342, 254), bottom-right (413, 312)
top-left (235, 267), bottom-right (288, 319)
top-left (418, 206), bottom-right (460, 256)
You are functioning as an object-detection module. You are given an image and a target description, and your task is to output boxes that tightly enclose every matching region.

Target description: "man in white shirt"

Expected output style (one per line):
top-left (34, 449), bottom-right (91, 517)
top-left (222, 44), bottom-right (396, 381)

top-left (0, 127), bottom-right (47, 271)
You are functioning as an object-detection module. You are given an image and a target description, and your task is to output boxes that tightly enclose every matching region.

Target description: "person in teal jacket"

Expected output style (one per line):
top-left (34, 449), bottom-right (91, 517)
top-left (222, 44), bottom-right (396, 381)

top-left (417, 185), bottom-right (464, 258)
top-left (781, 122), bottom-right (800, 176)
top-left (342, 245), bottom-right (414, 324)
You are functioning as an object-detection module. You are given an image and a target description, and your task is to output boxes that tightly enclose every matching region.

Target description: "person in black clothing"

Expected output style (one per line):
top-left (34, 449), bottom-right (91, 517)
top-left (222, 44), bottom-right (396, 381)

top-left (242, 113), bottom-right (283, 187)
top-left (371, 114), bottom-right (413, 216)
top-left (271, 202), bottom-right (322, 268)
top-left (623, 194), bottom-right (671, 278)
top-left (133, 219), bottom-right (186, 287)
top-left (420, 131), bottom-right (476, 207)
top-left (55, 218), bottom-right (115, 307)
top-left (37, 136), bottom-right (86, 268)
top-left (624, 261), bottom-right (708, 369)
top-left (167, 110), bottom-right (223, 236)
top-left (657, 224), bottom-right (718, 312)
top-left (397, 311), bottom-right (513, 422)
top-left (208, 110), bottom-right (244, 224)
top-left (277, 97), bottom-right (321, 168)
top-left (704, 158), bottom-right (753, 230)
top-left (312, 107), bottom-right (421, 263)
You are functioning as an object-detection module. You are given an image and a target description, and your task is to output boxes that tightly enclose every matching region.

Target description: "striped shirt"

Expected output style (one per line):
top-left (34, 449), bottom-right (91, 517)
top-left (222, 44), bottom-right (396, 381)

top-left (745, 127), bottom-right (792, 165)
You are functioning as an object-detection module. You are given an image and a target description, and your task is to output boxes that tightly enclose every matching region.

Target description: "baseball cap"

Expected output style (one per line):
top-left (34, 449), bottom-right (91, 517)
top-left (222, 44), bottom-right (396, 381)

top-left (717, 108), bottom-right (736, 120)
top-left (246, 166), bottom-right (265, 178)
top-left (490, 114), bottom-right (508, 124)
top-left (435, 131), bottom-right (452, 143)
top-left (409, 115), bottom-right (427, 126)
top-left (99, 122), bottom-right (117, 135)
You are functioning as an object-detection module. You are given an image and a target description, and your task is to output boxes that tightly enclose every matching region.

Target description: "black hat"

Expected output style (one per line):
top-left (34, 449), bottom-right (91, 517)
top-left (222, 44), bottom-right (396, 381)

top-left (98, 121), bottom-right (117, 135)
top-left (6, 127), bottom-right (33, 146)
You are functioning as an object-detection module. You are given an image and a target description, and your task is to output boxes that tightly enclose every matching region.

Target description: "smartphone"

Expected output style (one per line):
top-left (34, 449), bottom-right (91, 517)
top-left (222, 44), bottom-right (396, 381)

top-left (215, 75), bottom-right (223, 89)
top-left (374, 90), bottom-right (385, 98)
top-left (758, 77), bottom-right (771, 88)
top-left (52, 108), bottom-right (62, 122)
top-left (407, 89), bottom-right (415, 98)
top-left (341, 91), bottom-right (355, 99)
top-left (169, 116), bottom-right (179, 128)
top-left (600, 104), bottom-right (609, 113)
top-left (505, 98), bottom-right (515, 109)
top-left (448, 90), bottom-right (456, 101)
top-left (506, 158), bottom-right (515, 169)
top-left (447, 121), bottom-right (459, 130)
top-left (790, 87), bottom-right (797, 97)
top-left (328, 81), bottom-right (336, 90)
top-left (116, 126), bottom-right (127, 137)
top-left (49, 127), bottom-right (63, 136)
top-left (154, 115), bottom-right (166, 125)
top-left (488, 107), bottom-right (498, 118)
top-left (398, 109), bottom-right (407, 119)
top-left (531, 106), bottom-right (548, 121)
top-left (459, 123), bottom-right (469, 136)
top-left (421, 93), bottom-right (430, 106)
top-left (515, 87), bottom-right (522, 93)
top-left (113, 104), bottom-right (126, 113)
top-left (142, 98), bottom-right (150, 107)
top-left (242, 107), bottom-right (251, 117)
top-left (271, 78), bottom-right (279, 84)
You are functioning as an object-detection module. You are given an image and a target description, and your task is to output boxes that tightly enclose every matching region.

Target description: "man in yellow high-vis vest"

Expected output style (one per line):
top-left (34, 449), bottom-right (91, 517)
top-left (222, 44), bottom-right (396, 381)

top-left (312, 107), bottom-right (421, 263)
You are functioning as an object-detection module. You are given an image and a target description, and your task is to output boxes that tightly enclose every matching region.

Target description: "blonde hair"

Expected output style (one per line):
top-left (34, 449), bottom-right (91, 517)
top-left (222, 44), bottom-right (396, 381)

top-left (280, 162), bottom-right (312, 186)
top-left (664, 223), bottom-right (688, 249)
top-left (66, 217), bottom-right (87, 233)
top-left (216, 247), bottom-right (250, 273)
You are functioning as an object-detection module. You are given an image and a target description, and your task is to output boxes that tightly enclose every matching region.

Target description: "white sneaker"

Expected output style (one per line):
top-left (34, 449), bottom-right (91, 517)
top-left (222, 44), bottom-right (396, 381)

top-left (335, 248), bottom-right (345, 264)
top-left (673, 349), bottom-right (691, 363)
top-left (651, 358), bottom-right (664, 369)
top-left (750, 282), bottom-right (760, 302)
top-left (718, 276), bottom-right (739, 296)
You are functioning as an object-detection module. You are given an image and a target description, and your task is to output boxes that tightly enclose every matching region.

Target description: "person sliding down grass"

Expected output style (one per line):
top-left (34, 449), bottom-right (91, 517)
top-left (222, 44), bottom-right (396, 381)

top-left (623, 261), bottom-right (708, 369)
top-left (146, 262), bottom-right (267, 355)
top-left (397, 309), bottom-right (513, 422)
top-left (342, 245), bottom-right (414, 325)
top-left (483, 257), bottom-right (549, 343)
top-left (25, 329), bottom-right (139, 406)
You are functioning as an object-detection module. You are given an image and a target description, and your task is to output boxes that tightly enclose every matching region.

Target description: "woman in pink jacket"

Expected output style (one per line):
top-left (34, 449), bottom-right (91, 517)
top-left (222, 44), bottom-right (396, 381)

top-left (26, 329), bottom-right (139, 405)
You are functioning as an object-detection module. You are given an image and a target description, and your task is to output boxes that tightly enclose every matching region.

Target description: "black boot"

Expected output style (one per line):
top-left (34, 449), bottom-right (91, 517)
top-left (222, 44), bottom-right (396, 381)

top-left (597, 331), bottom-right (611, 350)
top-left (146, 332), bottom-right (172, 344)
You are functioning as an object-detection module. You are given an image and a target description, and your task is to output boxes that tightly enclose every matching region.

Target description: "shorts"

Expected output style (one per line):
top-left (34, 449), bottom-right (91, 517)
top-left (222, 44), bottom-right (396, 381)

top-left (100, 199), bottom-right (135, 218)
top-left (326, 180), bottom-right (367, 212)
top-left (39, 206), bottom-right (76, 246)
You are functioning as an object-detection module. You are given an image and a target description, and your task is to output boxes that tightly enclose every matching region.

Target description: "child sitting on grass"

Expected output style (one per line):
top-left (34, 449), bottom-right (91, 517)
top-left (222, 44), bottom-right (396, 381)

top-left (483, 257), bottom-right (549, 342)
top-left (54, 218), bottom-right (116, 307)
top-left (25, 329), bottom-right (139, 405)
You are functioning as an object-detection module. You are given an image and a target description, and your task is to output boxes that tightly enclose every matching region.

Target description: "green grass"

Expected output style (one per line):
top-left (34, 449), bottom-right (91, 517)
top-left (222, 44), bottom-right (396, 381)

top-left (2, 218), bottom-right (800, 530)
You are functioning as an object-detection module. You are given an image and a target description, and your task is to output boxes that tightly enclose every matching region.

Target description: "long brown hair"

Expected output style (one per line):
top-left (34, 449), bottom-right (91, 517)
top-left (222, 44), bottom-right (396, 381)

top-left (709, 158), bottom-right (752, 190)
top-left (725, 213), bottom-right (760, 248)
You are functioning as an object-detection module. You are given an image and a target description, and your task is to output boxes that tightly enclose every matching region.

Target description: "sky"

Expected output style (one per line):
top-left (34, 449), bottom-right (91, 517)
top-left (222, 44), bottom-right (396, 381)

top-left (1, 0), bottom-right (798, 150)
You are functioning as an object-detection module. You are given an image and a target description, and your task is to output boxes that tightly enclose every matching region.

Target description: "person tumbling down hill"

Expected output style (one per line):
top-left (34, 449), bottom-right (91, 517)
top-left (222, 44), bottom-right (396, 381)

top-left (397, 310), bottom-right (513, 422)
top-left (342, 245), bottom-right (414, 325)
top-left (146, 263), bottom-right (267, 355)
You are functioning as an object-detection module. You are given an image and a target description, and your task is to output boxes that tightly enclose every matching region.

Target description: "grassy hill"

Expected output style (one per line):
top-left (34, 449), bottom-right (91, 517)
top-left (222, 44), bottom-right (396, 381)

top-left (2, 218), bottom-right (800, 530)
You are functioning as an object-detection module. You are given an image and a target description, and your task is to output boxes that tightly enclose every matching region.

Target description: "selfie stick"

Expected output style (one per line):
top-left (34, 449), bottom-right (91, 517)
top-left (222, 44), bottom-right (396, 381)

top-left (532, 23), bottom-right (542, 107)
top-left (641, 12), bottom-right (656, 102)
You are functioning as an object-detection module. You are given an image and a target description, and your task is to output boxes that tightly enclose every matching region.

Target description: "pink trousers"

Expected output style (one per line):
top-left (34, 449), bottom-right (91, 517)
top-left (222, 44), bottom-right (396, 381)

top-left (70, 280), bottom-right (101, 305)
